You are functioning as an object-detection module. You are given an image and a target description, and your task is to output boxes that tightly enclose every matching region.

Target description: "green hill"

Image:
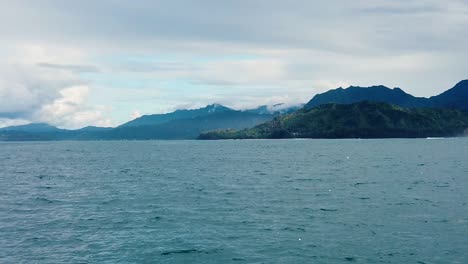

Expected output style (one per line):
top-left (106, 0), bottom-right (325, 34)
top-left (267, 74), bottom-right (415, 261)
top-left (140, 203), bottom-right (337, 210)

top-left (199, 102), bottom-right (468, 139)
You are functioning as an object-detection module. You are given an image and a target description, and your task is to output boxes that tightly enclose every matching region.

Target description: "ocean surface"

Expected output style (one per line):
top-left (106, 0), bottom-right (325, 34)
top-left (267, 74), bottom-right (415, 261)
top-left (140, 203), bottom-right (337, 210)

top-left (1, 139), bottom-right (467, 264)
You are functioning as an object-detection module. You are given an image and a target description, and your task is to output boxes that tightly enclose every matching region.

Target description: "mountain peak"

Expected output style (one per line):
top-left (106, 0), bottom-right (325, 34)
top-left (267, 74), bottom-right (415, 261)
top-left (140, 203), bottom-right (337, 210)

top-left (119, 104), bottom-right (233, 127)
top-left (305, 84), bottom-right (425, 109)
top-left (428, 79), bottom-right (468, 110)
top-left (453, 79), bottom-right (468, 88)
top-left (205, 104), bottom-right (231, 113)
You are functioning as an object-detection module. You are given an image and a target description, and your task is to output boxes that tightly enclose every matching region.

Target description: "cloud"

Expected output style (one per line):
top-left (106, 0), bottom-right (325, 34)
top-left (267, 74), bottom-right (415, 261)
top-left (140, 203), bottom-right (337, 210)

top-left (130, 110), bottom-right (142, 120)
top-left (0, 1), bottom-right (467, 126)
top-left (357, 1), bottom-right (445, 15)
top-left (34, 86), bottom-right (113, 129)
top-left (0, 46), bottom-right (113, 129)
top-left (2, 0), bottom-right (467, 54)
top-left (0, 63), bottom-right (73, 117)
top-left (37, 63), bottom-right (100, 73)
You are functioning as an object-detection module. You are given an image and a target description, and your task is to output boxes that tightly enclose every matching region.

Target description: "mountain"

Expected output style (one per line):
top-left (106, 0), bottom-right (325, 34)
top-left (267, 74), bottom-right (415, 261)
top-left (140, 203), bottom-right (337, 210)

top-left (0, 131), bottom-right (54, 141)
top-left (245, 104), bottom-right (304, 115)
top-left (0, 123), bottom-right (67, 141)
top-left (103, 110), bottom-right (275, 140)
top-left (0, 107), bottom-right (275, 141)
top-left (108, 104), bottom-right (275, 139)
top-left (304, 80), bottom-right (468, 111)
top-left (2, 80), bottom-right (468, 141)
top-left (0, 123), bottom-right (63, 133)
top-left (119, 104), bottom-right (234, 127)
top-left (199, 101), bottom-right (468, 139)
top-left (428, 80), bottom-right (468, 111)
top-left (305, 85), bottom-right (428, 109)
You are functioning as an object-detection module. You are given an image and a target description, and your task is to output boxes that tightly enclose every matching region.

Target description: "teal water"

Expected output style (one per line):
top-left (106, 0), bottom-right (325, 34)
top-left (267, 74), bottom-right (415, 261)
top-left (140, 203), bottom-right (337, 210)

top-left (1, 139), bottom-right (467, 263)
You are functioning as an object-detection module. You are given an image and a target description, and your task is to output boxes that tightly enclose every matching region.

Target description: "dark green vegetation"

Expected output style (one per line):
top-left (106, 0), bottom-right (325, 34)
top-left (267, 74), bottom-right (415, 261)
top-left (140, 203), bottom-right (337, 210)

top-left (199, 102), bottom-right (468, 139)
top-left (1, 80), bottom-right (467, 140)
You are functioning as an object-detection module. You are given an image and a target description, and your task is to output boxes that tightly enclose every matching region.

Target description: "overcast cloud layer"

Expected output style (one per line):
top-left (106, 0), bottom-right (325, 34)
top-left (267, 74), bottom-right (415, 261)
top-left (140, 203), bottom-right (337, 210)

top-left (1, 0), bottom-right (467, 128)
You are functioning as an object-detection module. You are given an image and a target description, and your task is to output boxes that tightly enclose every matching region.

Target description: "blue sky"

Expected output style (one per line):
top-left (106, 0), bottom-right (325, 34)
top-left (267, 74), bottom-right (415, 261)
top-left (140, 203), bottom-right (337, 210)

top-left (0, 0), bottom-right (467, 128)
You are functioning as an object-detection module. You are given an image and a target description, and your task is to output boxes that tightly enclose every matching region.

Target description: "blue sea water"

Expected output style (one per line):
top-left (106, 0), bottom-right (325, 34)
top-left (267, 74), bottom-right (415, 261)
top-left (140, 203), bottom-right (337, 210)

top-left (1, 139), bottom-right (467, 264)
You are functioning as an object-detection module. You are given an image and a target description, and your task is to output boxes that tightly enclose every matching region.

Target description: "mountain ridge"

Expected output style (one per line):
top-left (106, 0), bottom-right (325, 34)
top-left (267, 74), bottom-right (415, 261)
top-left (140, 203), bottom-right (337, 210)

top-left (119, 104), bottom-right (234, 128)
top-left (0, 105), bottom-right (276, 141)
top-left (305, 80), bottom-right (468, 111)
top-left (1, 79), bottom-right (467, 140)
top-left (0, 123), bottom-right (64, 133)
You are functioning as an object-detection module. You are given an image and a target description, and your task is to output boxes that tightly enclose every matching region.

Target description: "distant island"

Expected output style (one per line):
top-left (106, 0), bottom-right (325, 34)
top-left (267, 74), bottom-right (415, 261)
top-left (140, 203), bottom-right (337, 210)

top-left (1, 80), bottom-right (467, 141)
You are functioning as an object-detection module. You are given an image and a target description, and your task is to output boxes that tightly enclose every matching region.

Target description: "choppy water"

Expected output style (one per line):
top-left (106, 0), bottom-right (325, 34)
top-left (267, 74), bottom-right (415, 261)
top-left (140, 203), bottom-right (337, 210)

top-left (1, 139), bottom-right (468, 263)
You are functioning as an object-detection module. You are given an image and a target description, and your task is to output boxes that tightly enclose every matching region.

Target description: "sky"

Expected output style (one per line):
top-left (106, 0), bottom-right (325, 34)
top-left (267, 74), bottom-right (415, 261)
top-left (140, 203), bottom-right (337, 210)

top-left (0, 0), bottom-right (467, 128)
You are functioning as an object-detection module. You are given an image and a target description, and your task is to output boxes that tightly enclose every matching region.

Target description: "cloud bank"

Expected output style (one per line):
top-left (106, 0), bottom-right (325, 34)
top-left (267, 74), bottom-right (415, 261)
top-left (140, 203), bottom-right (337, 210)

top-left (0, 0), bottom-right (467, 127)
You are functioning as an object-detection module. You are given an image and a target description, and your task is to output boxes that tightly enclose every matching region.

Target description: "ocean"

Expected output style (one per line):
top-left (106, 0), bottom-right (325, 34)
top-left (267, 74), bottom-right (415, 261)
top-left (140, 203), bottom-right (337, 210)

top-left (1, 139), bottom-right (467, 263)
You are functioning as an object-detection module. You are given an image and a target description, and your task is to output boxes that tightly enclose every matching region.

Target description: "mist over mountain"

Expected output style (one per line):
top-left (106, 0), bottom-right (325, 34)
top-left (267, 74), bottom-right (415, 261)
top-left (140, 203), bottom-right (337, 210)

top-left (0, 104), bottom-right (276, 141)
top-left (200, 101), bottom-right (468, 140)
top-left (1, 80), bottom-right (467, 141)
top-left (120, 104), bottom-right (233, 128)
top-left (201, 79), bottom-right (468, 140)
top-left (245, 104), bottom-right (304, 115)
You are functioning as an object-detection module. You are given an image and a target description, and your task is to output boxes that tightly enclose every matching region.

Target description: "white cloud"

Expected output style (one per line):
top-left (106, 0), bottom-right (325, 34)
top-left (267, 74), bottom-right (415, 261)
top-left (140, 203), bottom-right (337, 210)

top-left (0, 64), bottom-right (69, 116)
top-left (0, 46), bottom-right (113, 128)
top-left (34, 86), bottom-right (113, 129)
top-left (0, 1), bottom-right (467, 126)
top-left (130, 110), bottom-right (142, 120)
